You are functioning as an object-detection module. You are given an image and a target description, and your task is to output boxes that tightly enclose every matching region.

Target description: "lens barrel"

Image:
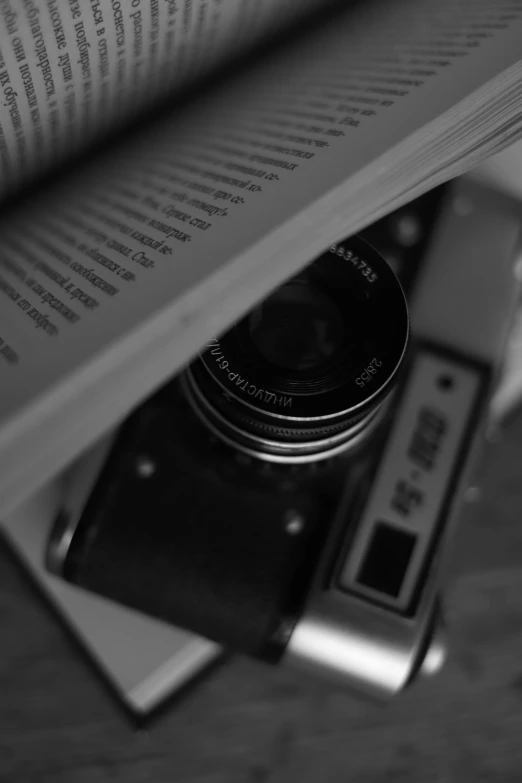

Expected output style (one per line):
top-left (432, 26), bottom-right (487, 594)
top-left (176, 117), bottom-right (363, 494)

top-left (184, 236), bottom-right (409, 463)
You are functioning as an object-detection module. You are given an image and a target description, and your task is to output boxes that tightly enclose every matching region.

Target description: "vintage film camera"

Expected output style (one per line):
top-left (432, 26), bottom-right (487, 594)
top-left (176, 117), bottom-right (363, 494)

top-left (46, 179), bottom-right (520, 699)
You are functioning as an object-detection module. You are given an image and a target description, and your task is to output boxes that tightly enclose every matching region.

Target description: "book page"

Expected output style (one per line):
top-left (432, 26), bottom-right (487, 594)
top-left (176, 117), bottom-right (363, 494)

top-left (0, 0), bottom-right (324, 197)
top-left (1, 0), bottom-right (522, 514)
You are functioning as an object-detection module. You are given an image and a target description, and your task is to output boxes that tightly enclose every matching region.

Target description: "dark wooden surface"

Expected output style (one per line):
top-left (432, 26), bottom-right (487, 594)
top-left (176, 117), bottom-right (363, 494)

top-left (2, 412), bottom-right (522, 783)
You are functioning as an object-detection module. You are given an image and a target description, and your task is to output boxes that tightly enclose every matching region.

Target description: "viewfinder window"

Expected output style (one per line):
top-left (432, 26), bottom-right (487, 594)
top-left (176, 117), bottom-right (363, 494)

top-left (355, 522), bottom-right (416, 598)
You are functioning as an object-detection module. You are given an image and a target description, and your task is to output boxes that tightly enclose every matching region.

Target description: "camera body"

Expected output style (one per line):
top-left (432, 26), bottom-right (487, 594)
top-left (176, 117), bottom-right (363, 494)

top-left (47, 338), bottom-right (488, 696)
top-left (47, 178), bottom-right (518, 699)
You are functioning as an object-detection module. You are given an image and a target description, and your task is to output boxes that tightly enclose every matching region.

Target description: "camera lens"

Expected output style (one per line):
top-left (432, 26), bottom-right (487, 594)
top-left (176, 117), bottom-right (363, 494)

top-left (184, 235), bottom-right (409, 463)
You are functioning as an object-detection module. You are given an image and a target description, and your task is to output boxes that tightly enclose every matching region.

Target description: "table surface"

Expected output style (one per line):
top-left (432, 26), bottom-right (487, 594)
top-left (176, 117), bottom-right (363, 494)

top-left (2, 411), bottom-right (522, 783)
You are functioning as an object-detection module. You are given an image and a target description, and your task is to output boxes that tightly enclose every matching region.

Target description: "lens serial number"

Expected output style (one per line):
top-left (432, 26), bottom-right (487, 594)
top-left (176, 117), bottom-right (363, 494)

top-left (329, 244), bottom-right (378, 283)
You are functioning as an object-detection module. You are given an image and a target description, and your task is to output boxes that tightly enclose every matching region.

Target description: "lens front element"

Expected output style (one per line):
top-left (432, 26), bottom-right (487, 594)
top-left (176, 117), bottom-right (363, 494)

top-left (248, 280), bottom-right (346, 373)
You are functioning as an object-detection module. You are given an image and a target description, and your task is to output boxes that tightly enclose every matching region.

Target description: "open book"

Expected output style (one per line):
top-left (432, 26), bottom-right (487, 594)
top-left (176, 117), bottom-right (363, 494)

top-left (1, 0), bottom-right (522, 517)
